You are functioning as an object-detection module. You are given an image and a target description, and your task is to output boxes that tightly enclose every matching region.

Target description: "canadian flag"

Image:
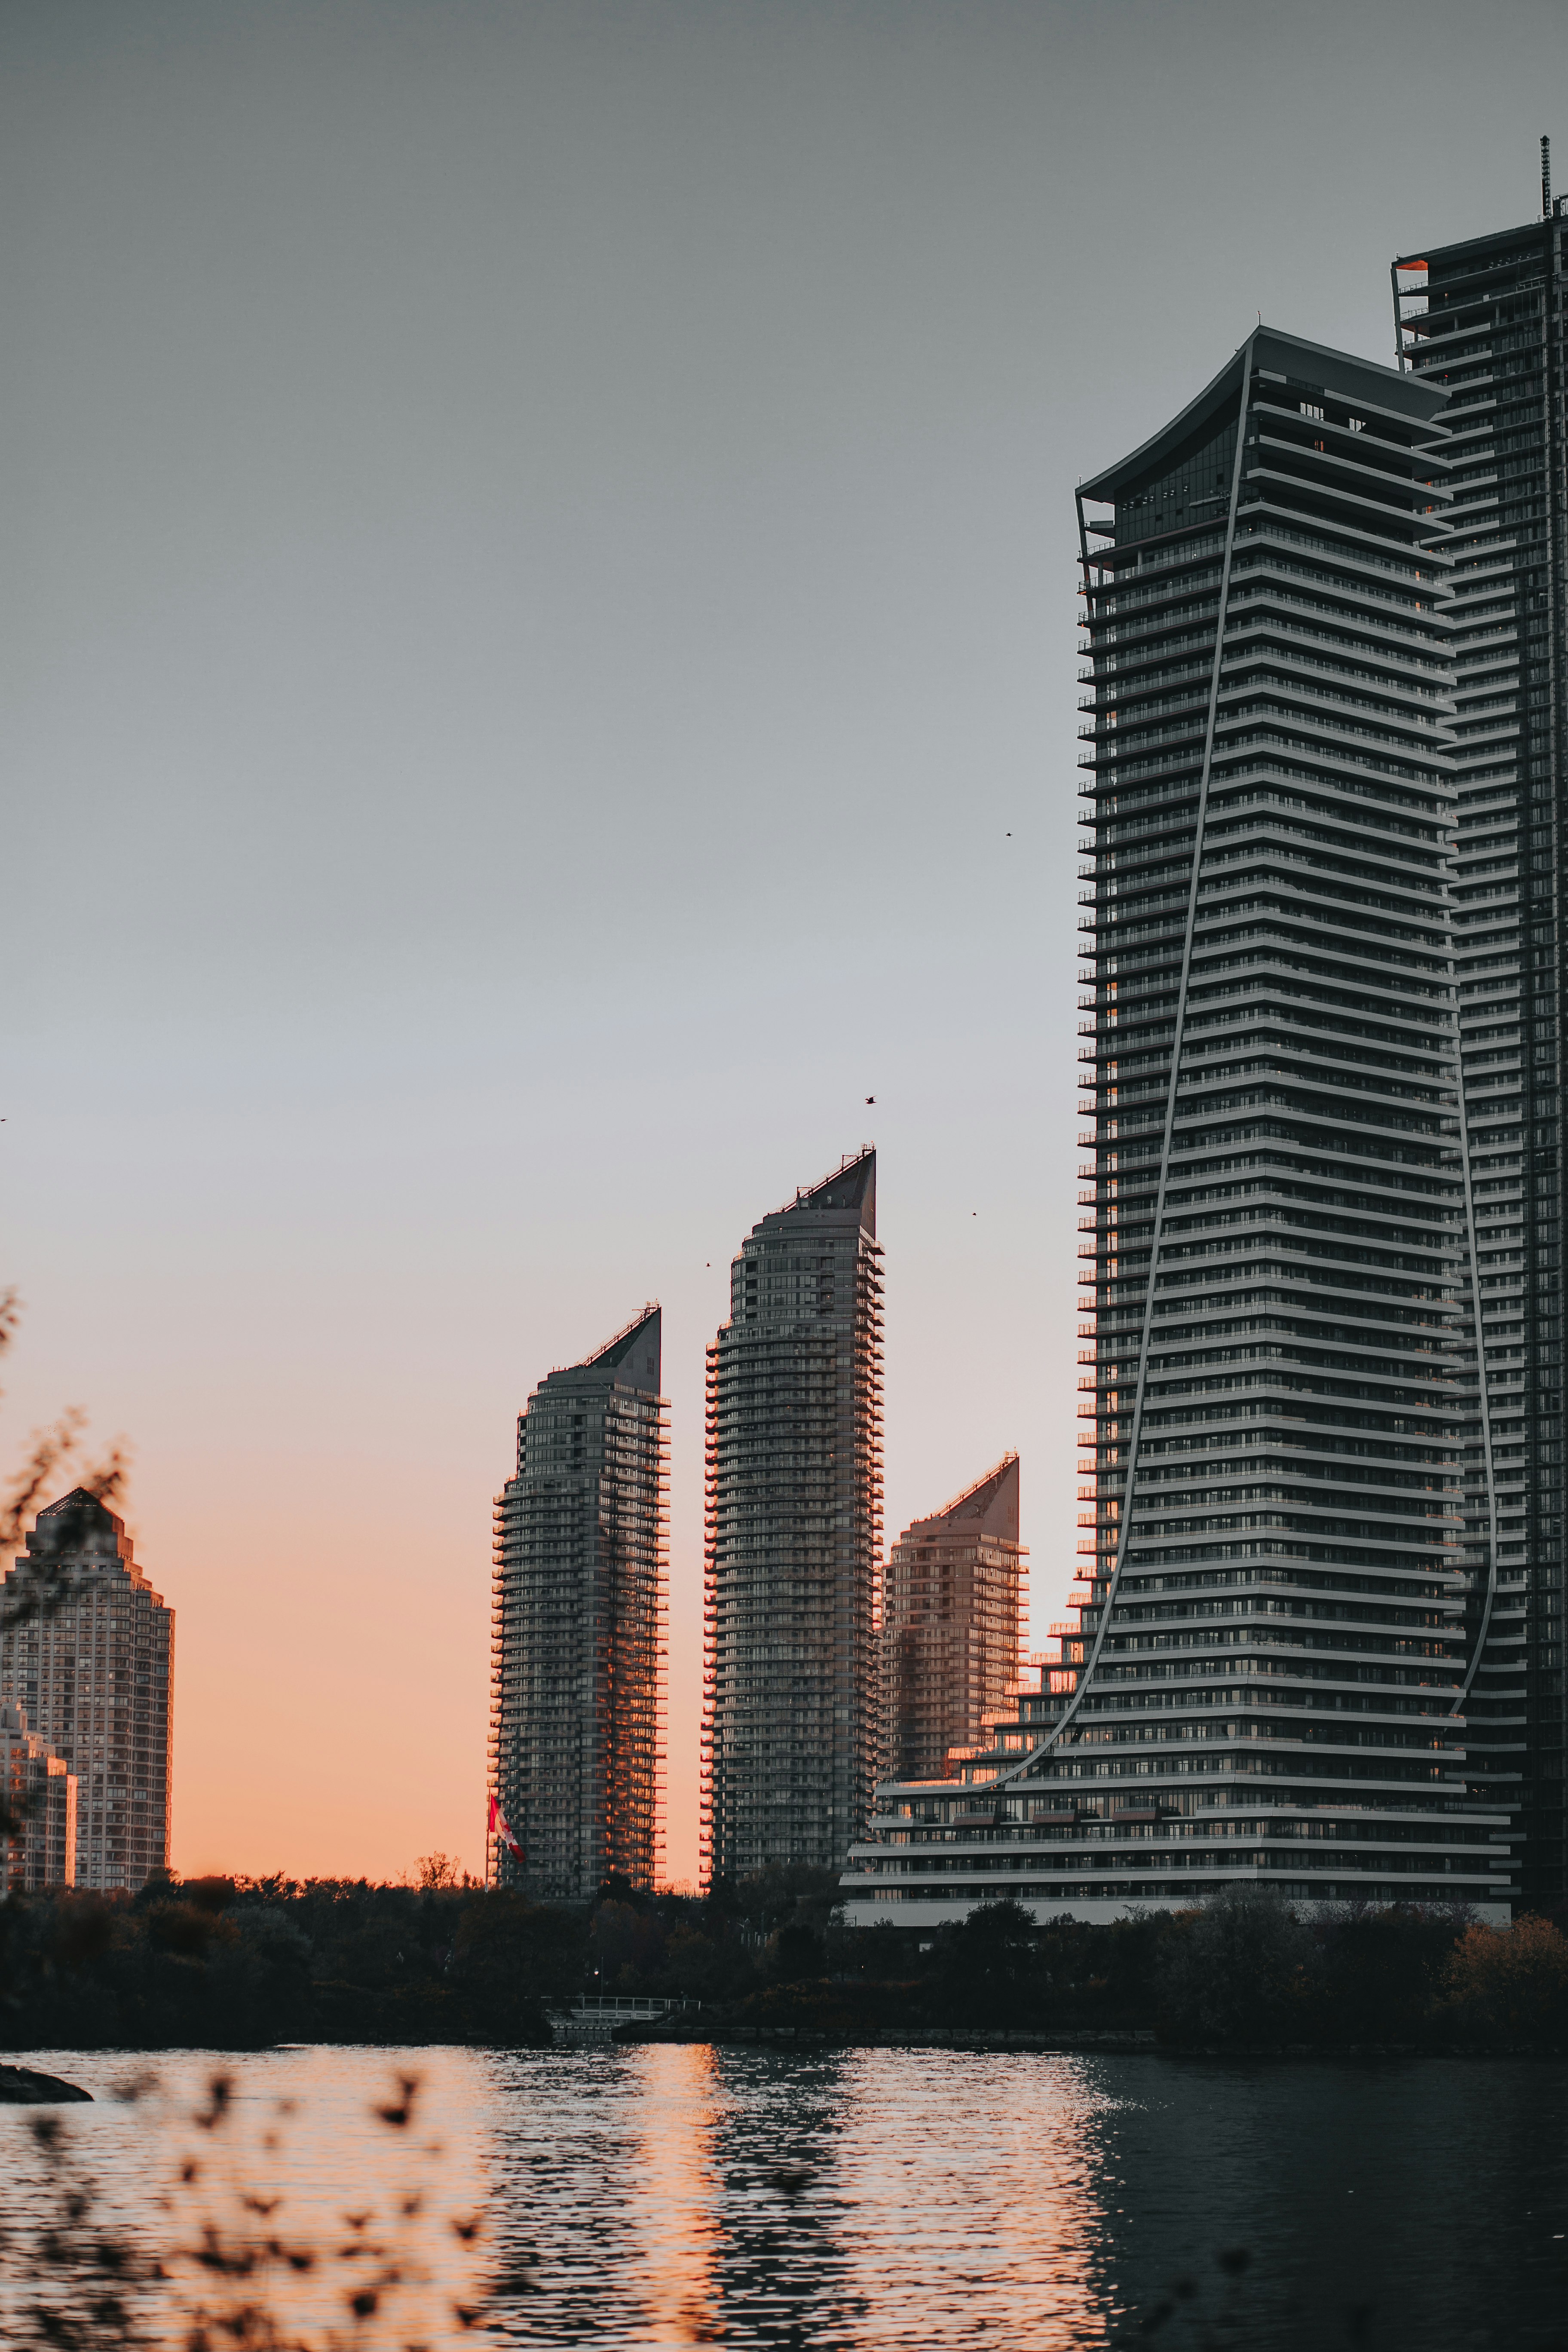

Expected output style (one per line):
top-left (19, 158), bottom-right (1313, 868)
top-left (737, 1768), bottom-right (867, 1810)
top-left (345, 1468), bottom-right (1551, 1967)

top-left (487, 1792), bottom-right (524, 1865)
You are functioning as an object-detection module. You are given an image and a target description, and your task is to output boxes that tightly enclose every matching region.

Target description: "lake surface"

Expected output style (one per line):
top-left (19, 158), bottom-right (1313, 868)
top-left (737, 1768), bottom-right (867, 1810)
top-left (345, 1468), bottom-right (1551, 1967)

top-left (1, 2041), bottom-right (1565, 2347)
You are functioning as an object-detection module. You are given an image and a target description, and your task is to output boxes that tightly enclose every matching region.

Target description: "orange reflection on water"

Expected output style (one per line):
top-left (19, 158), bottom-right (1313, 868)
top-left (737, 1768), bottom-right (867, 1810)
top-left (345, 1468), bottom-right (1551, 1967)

top-left (628, 2043), bottom-right (724, 2344)
top-left (3, 2042), bottom-right (1129, 2347)
top-left (827, 2049), bottom-right (1115, 2348)
top-left (0, 2048), bottom-right (492, 2349)
top-left (600, 2043), bottom-right (1118, 2349)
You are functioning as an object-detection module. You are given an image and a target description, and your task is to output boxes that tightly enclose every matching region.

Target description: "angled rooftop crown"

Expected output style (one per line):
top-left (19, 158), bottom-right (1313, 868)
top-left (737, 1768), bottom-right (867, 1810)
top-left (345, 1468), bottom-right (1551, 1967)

top-left (1078, 325), bottom-right (1447, 507)
top-left (754, 1148), bottom-right (876, 1240)
top-left (910, 1454), bottom-right (1020, 1545)
top-left (540, 1304), bottom-right (662, 1392)
top-left (586, 1303), bottom-right (661, 1377)
top-left (31, 1489), bottom-right (129, 1546)
top-left (39, 1487), bottom-right (115, 1521)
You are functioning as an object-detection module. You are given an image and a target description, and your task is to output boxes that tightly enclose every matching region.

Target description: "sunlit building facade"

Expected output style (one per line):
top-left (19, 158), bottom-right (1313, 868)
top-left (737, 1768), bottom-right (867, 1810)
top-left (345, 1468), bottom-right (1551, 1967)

top-left (881, 1455), bottom-right (1025, 1786)
top-left (1393, 187), bottom-right (1568, 1902)
top-left (0, 1701), bottom-right (76, 1892)
top-left (0, 1489), bottom-right (173, 1893)
top-left (490, 1306), bottom-right (668, 1899)
top-left (703, 1150), bottom-right (884, 1883)
top-left (844, 328), bottom-right (1516, 1925)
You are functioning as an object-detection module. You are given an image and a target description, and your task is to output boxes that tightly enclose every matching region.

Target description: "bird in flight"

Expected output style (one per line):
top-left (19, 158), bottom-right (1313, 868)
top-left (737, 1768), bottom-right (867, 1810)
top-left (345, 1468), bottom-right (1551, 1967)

top-left (865, 1095), bottom-right (876, 1104)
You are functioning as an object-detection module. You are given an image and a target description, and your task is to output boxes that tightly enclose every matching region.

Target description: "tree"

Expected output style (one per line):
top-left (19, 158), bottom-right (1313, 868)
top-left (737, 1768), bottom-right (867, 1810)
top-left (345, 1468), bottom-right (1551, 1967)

top-left (931, 1897), bottom-right (1041, 2024)
top-left (1157, 1887), bottom-right (1309, 2043)
top-left (1439, 1914), bottom-right (1568, 2043)
top-left (415, 1852), bottom-right (462, 1891)
top-left (766, 1921), bottom-right (825, 1981)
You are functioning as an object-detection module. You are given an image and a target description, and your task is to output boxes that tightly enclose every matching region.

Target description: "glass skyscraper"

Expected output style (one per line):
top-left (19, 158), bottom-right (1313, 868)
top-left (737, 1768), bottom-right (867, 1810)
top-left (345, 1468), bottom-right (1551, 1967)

top-left (702, 1150), bottom-right (883, 1883)
top-left (843, 328), bottom-right (1514, 1925)
top-left (489, 1305), bottom-right (668, 1899)
top-left (1394, 191), bottom-right (1568, 1902)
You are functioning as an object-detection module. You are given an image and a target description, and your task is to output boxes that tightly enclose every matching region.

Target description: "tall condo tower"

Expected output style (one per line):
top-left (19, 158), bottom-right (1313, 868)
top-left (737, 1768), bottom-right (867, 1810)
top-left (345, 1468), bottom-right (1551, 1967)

top-left (489, 1307), bottom-right (668, 1899)
top-left (845, 329), bottom-right (1515, 1926)
top-left (881, 1455), bottom-right (1025, 1786)
top-left (703, 1150), bottom-right (884, 1883)
top-left (0, 1490), bottom-right (174, 1893)
top-left (1394, 186), bottom-right (1568, 1902)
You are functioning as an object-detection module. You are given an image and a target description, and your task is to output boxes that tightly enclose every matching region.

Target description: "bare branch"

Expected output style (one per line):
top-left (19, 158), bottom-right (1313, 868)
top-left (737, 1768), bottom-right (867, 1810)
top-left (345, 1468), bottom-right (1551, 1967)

top-left (0, 1413), bottom-right (86, 1557)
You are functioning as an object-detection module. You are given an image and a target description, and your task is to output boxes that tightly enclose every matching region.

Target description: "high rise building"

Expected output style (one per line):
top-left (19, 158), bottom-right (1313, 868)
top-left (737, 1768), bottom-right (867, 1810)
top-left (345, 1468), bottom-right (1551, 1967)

top-left (0, 1702), bottom-right (76, 1892)
top-left (881, 1455), bottom-right (1024, 1786)
top-left (1393, 177), bottom-right (1568, 1902)
top-left (0, 1490), bottom-right (174, 1893)
top-left (844, 328), bottom-right (1515, 1926)
top-left (490, 1305), bottom-right (668, 1899)
top-left (703, 1149), bottom-right (883, 1884)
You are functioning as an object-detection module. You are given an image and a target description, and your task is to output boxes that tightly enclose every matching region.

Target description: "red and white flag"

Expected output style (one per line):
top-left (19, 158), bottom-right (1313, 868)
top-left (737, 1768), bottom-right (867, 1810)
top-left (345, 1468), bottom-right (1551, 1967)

top-left (487, 1792), bottom-right (524, 1865)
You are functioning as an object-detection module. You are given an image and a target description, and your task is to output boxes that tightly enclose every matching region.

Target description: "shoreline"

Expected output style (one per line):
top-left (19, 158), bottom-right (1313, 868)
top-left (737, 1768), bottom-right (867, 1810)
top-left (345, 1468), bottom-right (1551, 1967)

top-left (607, 2021), bottom-right (1568, 2059)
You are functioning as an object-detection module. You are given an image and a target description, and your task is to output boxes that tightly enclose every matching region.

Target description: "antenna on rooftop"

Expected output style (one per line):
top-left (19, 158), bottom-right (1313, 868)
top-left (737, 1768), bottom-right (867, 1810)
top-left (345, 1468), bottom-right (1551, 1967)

top-left (1543, 135), bottom-right (1552, 219)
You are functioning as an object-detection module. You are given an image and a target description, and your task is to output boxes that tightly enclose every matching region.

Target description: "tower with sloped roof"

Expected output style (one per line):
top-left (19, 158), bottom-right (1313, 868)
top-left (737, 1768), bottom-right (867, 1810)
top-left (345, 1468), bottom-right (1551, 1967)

top-left (702, 1150), bottom-right (884, 1883)
top-left (490, 1306), bottom-right (668, 1897)
top-left (882, 1455), bottom-right (1024, 1787)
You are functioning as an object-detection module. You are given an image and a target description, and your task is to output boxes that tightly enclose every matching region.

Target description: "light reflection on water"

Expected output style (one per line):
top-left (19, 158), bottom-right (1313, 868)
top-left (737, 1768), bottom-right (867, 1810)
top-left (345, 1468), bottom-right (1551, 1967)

top-left (3, 2043), bottom-right (1566, 2348)
top-left (497, 2044), bottom-right (1118, 2346)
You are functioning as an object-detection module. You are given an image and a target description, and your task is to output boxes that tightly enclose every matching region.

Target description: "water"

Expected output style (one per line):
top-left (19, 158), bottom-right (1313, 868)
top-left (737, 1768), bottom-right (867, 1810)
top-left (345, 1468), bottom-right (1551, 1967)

top-left (3, 2042), bottom-right (1566, 2348)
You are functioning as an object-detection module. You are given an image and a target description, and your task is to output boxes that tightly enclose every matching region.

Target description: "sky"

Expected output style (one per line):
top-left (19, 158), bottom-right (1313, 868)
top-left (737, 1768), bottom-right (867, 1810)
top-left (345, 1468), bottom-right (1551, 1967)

top-left (3, 0), bottom-right (1561, 1886)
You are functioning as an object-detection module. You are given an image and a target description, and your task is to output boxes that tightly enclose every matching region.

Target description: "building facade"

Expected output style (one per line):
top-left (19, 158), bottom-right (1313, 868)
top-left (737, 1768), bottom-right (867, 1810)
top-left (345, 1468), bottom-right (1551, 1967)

top-left (490, 1305), bottom-right (668, 1899)
top-left (0, 1701), bottom-right (76, 1892)
top-left (845, 328), bottom-right (1515, 1926)
top-left (1394, 189), bottom-right (1568, 1902)
top-left (703, 1150), bottom-right (884, 1884)
top-left (881, 1455), bottom-right (1024, 1786)
top-left (0, 1489), bottom-right (173, 1893)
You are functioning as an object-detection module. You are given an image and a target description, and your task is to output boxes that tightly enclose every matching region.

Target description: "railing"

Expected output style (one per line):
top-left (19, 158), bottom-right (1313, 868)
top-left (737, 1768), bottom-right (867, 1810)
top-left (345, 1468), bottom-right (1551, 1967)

top-left (562, 1996), bottom-right (702, 2018)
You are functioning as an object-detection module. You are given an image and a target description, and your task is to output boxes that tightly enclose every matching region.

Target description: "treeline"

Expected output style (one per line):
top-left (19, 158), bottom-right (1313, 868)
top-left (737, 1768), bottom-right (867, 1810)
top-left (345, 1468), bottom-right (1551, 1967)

top-left (2, 1870), bottom-right (1566, 2050)
top-left (0, 1876), bottom-right (565, 2049)
top-left (585, 1877), bottom-right (1568, 2048)
top-left (815, 1892), bottom-right (1568, 2048)
top-left (0, 1863), bottom-right (842, 2050)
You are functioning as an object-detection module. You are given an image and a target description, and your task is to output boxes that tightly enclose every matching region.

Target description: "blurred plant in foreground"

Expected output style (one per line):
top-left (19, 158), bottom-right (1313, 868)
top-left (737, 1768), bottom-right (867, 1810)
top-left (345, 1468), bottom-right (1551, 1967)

top-left (3, 2067), bottom-right (520, 2349)
top-left (0, 1289), bottom-right (129, 1602)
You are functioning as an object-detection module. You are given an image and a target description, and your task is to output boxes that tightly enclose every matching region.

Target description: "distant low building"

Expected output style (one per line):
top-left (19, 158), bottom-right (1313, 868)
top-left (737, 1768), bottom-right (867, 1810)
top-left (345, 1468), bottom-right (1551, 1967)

top-left (881, 1455), bottom-right (1024, 1787)
top-left (0, 1490), bottom-right (175, 1893)
top-left (490, 1307), bottom-right (668, 1899)
top-left (0, 1701), bottom-right (76, 1891)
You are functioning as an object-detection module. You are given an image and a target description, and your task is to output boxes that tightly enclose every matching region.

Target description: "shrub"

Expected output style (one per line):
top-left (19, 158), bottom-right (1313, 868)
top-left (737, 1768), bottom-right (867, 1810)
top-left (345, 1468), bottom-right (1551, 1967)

top-left (1438, 1914), bottom-right (1568, 2043)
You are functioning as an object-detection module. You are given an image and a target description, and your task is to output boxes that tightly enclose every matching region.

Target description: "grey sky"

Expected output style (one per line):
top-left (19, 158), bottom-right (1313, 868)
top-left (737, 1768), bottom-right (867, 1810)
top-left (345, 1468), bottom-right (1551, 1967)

top-left (4, 0), bottom-right (1559, 1877)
